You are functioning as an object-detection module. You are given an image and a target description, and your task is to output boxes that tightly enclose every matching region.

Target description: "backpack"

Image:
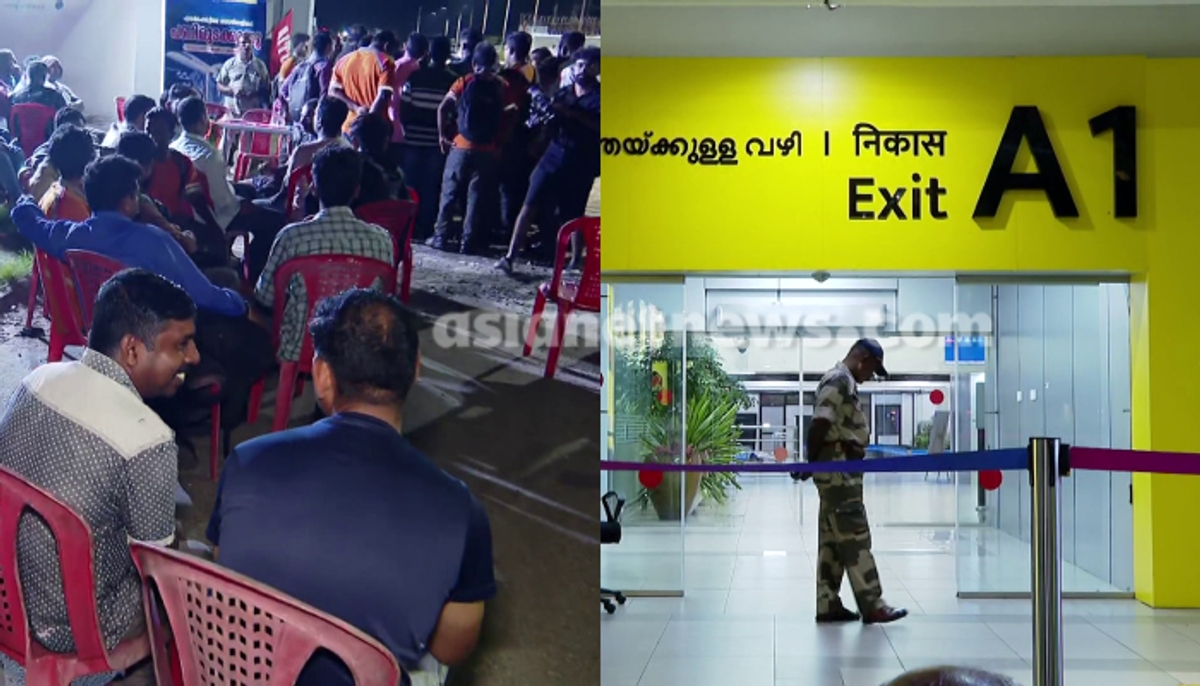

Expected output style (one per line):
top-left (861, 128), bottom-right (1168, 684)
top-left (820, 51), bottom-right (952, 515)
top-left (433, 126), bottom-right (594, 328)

top-left (286, 59), bottom-right (322, 121)
top-left (457, 75), bottom-right (504, 146)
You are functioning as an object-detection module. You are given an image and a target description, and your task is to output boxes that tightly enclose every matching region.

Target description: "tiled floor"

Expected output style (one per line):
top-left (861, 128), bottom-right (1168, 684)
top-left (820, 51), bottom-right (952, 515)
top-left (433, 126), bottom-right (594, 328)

top-left (601, 476), bottom-right (1200, 685)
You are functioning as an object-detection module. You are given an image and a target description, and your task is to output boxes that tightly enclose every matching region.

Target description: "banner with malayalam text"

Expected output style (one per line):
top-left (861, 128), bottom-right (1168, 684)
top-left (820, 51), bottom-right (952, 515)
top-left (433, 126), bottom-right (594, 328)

top-left (163, 0), bottom-right (268, 105)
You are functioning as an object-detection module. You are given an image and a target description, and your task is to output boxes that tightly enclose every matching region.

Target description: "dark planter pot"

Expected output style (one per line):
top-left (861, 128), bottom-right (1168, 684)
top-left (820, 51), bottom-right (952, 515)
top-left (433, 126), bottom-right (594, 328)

top-left (649, 471), bottom-right (703, 521)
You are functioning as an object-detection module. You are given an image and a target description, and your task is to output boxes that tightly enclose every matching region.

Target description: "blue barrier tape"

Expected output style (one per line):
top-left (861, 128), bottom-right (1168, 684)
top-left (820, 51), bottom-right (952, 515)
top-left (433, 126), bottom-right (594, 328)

top-left (600, 448), bottom-right (1028, 474)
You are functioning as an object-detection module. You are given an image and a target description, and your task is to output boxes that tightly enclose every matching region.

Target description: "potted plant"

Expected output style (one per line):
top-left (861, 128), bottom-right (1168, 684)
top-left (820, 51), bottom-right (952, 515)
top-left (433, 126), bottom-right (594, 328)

top-left (613, 330), bottom-right (748, 520)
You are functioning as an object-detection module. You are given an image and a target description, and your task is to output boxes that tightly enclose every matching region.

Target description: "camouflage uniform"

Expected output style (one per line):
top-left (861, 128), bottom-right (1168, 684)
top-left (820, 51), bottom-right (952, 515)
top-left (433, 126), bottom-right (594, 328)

top-left (811, 362), bottom-right (884, 615)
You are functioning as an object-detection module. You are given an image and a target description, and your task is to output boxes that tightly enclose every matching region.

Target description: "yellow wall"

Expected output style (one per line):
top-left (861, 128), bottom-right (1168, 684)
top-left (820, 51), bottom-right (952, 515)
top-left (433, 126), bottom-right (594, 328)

top-left (603, 55), bottom-right (1200, 606)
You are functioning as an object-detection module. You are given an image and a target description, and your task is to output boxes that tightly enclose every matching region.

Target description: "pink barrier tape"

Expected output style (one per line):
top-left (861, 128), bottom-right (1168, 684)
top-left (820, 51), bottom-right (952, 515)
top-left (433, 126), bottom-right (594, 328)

top-left (1070, 447), bottom-right (1200, 476)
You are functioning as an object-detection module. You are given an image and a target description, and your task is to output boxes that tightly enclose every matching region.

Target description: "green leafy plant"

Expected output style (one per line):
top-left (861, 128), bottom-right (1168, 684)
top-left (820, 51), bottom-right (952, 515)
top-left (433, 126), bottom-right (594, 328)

top-left (613, 328), bottom-right (749, 514)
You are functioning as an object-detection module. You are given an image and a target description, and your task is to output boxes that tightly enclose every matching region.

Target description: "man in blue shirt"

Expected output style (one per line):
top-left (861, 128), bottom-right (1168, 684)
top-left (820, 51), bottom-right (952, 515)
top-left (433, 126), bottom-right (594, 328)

top-left (12, 155), bottom-right (246, 317)
top-left (11, 155), bottom-right (275, 440)
top-left (208, 289), bottom-right (495, 686)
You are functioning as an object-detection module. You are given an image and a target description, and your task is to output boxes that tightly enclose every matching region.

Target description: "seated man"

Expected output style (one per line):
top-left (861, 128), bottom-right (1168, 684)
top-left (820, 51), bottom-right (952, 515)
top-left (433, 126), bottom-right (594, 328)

top-left (24, 106), bottom-right (87, 199)
top-left (261, 95), bottom-right (350, 218)
top-left (115, 131), bottom-right (201, 255)
top-left (10, 61), bottom-right (67, 111)
top-left (41, 56), bottom-right (82, 111)
top-left (254, 146), bottom-right (392, 364)
top-left (10, 155), bottom-right (275, 436)
top-left (171, 96), bottom-right (287, 284)
top-left (142, 107), bottom-right (225, 243)
top-left (39, 123), bottom-right (94, 220)
top-left (101, 93), bottom-right (155, 150)
top-left (209, 288), bottom-right (495, 686)
top-left (0, 268), bottom-right (197, 686)
top-left (348, 112), bottom-right (408, 207)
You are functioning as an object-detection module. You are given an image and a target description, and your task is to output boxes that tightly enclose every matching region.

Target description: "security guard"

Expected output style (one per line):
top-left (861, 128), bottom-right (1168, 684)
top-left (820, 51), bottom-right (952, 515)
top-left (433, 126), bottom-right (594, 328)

top-left (792, 339), bottom-right (908, 625)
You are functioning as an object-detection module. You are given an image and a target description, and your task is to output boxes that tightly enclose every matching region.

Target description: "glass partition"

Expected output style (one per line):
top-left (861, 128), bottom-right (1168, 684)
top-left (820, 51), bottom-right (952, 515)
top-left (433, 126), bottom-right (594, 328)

top-left (954, 281), bottom-right (1133, 596)
top-left (600, 281), bottom-right (686, 596)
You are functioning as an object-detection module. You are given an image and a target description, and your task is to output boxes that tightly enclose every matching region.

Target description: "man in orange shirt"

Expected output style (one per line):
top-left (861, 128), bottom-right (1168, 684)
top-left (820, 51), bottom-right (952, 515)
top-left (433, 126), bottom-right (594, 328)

top-left (36, 124), bottom-right (93, 334)
top-left (38, 124), bottom-right (93, 221)
top-left (143, 107), bottom-right (226, 258)
top-left (329, 31), bottom-right (397, 133)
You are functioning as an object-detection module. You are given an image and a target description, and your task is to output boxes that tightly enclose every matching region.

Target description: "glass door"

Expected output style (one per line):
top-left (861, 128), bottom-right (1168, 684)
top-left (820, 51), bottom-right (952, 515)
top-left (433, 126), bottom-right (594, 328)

top-left (601, 281), bottom-right (686, 596)
top-left (953, 280), bottom-right (1133, 597)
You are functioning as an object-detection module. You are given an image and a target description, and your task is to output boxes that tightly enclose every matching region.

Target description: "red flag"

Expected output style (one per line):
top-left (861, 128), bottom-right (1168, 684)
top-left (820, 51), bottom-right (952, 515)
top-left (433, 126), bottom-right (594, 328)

top-left (270, 10), bottom-right (295, 77)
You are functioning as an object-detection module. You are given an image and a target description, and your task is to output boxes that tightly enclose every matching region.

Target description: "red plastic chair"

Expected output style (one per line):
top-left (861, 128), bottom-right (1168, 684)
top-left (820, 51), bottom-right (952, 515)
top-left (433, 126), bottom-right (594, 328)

top-left (283, 163), bottom-right (313, 221)
top-left (0, 466), bottom-right (151, 685)
top-left (354, 200), bottom-right (418, 303)
top-left (523, 217), bottom-right (601, 379)
top-left (263, 255), bottom-right (396, 432)
top-left (203, 102), bottom-right (227, 122)
top-left (63, 250), bottom-right (225, 479)
top-left (33, 250), bottom-right (86, 362)
top-left (129, 541), bottom-right (403, 686)
top-left (115, 96), bottom-right (126, 123)
top-left (11, 103), bottom-right (57, 158)
top-left (233, 108), bottom-right (282, 181)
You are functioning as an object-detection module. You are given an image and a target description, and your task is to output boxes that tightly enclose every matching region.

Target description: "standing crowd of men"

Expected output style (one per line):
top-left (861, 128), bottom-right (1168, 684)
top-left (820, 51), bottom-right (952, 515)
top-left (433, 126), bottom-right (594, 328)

top-left (273, 25), bottom-right (599, 272)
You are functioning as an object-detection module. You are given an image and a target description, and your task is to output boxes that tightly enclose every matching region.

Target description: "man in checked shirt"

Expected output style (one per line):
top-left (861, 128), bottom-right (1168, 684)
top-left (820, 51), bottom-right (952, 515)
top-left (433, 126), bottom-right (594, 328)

top-left (253, 145), bottom-right (394, 366)
top-left (792, 338), bottom-right (908, 625)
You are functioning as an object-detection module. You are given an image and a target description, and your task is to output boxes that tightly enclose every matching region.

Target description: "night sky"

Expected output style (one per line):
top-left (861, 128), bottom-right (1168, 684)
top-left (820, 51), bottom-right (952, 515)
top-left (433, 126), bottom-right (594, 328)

top-left (312, 0), bottom-right (595, 39)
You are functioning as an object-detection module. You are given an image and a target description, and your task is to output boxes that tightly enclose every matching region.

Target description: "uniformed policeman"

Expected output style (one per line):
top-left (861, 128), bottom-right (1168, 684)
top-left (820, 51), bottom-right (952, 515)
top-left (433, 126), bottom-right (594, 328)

top-left (792, 338), bottom-right (908, 625)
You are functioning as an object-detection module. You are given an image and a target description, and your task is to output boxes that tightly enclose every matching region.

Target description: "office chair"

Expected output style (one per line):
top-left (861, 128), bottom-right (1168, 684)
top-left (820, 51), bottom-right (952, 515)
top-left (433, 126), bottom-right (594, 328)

top-left (601, 490), bottom-right (628, 614)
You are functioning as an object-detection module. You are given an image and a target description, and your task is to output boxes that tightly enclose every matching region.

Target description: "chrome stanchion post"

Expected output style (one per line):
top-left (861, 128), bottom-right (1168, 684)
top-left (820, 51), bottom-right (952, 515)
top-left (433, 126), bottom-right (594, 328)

top-left (1029, 437), bottom-right (1063, 686)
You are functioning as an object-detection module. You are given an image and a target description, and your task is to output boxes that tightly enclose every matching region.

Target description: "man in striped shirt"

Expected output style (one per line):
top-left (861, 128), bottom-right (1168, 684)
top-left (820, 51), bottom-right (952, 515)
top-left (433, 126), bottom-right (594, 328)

top-left (398, 36), bottom-right (457, 240)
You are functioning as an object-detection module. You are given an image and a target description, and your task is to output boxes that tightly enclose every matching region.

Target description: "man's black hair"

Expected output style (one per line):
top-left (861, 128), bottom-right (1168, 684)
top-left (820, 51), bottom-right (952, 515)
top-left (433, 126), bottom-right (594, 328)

top-left (460, 27), bottom-right (483, 53)
top-left (559, 31), bottom-right (585, 56)
top-left (122, 94), bottom-right (156, 124)
top-left (115, 131), bottom-right (157, 166)
top-left (531, 47), bottom-right (552, 65)
top-left (309, 289), bottom-right (421, 406)
top-left (406, 32), bottom-right (430, 59)
top-left (316, 96), bottom-right (350, 137)
top-left (48, 125), bottom-right (95, 181)
top-left (312, 32), bottom-right (334, 57)
top-left (536, 56), bottom-right (561, 81)
top-left (347, 24), bottom-right (367, 40)
top-left (0, 50), bottom-right (15, 69)
top-left (574, 46), bottom-right (600, 67)
top-left (54, 106), bottom-right (86, 131)
top-left (26, 61), bottom-right (48, 85)
top-left (350, 113), bottom-right (392, 156)
top-left (177, 96), bottom-right (207, 131)
top-left (429, 36), bottom-right (452, 65)
top-left (472, 42), bottom-right (498, 70)
top-left (506, 31), bottom-right (532, 61)
top-left (291, 33), bottom-right (311, 52)
top-left (372, 30), bottom-right (397, 51)
top-left (145, 106), bottom-right (179, 132)
top-left (88, 269), bottom-right (197, 356)
top-left (311, 145), bottom-right (363, 208)
top-left (83, 155), bottom-right (143, 212)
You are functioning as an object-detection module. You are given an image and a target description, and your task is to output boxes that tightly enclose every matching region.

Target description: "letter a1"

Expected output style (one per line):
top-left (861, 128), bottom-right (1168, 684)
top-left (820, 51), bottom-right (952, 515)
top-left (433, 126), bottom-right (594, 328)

top-left (973, 106), bottom-right (1079, 219)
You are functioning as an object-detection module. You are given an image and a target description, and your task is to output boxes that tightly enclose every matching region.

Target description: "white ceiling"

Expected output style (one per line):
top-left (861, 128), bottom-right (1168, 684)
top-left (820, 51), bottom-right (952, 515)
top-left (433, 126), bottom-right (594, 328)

top-left (602, 4), bottom-right (1200, 57)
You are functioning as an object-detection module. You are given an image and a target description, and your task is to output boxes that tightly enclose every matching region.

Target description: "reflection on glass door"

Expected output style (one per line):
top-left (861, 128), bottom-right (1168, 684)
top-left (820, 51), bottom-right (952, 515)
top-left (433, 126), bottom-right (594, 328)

top-left (600, 282), bottom-right (686, 596)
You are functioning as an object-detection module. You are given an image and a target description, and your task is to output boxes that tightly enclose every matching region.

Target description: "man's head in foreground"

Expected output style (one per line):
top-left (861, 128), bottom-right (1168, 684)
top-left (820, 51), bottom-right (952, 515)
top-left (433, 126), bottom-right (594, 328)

top-left (88, 269), bottom-right (199, 399)
top-left (310, 289), bottom-right (421, 419)
top-left (883, 667), bottom-right (1018, 686)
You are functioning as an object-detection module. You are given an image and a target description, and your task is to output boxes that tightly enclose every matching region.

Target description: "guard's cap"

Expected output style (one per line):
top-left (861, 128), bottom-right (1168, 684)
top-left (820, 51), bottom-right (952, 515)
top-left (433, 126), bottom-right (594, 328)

top-left (854, 338), bottom-right (888, 378)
